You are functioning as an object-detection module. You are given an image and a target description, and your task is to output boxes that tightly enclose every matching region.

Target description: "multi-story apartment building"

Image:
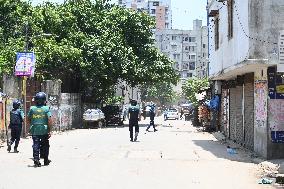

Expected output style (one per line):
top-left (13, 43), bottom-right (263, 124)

top-left (208, 0), bottom-right (284, 159)
top-left (155, 20), bottom-right (208, 81)
top-left (118, 0), bottom-right (172, 29)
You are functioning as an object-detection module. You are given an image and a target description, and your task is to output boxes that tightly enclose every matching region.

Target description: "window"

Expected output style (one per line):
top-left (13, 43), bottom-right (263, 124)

top-left (203, 44), bottom-right (206, 48)
top-left (187, 73), bottom-right (193, 78)
top-left (175, 63), bottom-right (179, 70)
top-left (165, 23), bottom-right (169, 29)
top-left (171, 45), bottom-right (177, 50)
top-left (190, 55), bottom-right (196, 60)
top-left (189, 62), bottom-right (195, 70)
top-left (184, 37), bottom-right (189, 42)
top-left (182, 63), bottom-right (189, 70)
top-left (189, 46), bottom-right (195, 52)
top-left (214, 15), bottom-right (220, 50)
top-left (153, 1), bottom-right (159, 6)
top-left (151, 9), bottom-right (156, 14)
top-left (189, 37), bottom-right (196, 42)
top-left (173, 54), bottom-right (180, 60)
top-left (228, 0), bottom-right (234, 39)
top-left (185, 46), bottom-right (189, 51)
top-left (172, 35), bottom-right (177, 40)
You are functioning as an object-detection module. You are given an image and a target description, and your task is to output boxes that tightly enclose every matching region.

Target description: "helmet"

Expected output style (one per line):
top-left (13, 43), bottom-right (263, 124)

top-left (35, 92), bottom-right (46, 106)
top-left (130, 99), bottom-right (137, 106)
top-left (12, 100), bottom-right (21, 109)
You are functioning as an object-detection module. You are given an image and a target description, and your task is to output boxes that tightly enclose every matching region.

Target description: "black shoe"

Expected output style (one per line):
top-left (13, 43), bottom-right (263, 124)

top-left (154, 129), bottom-right (158, 132)
top-left (7, 145), bottom-right (11, 152)
top-left (14, 148), bottom-right (19, 153)
top-left (130, 138), bottom-right (133, 142)
top-left (34, 160), bottom-right (41, 167)
top-left (44, 159), bottom-right (51, 166)
top-left (146, 129), bottom-right (149, 132)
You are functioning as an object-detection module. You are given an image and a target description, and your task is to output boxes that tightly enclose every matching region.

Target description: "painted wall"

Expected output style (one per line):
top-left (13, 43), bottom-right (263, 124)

top-left (266, 66), bottom-right (284, 159)
top-left (254, 68), bottom-right (268, 158)
top-left (208, 0), bottom-right (250, 77)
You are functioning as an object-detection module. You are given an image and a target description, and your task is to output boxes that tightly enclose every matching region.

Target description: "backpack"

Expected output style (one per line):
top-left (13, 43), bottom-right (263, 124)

top-left (10, 110), bottom-right (23, 125)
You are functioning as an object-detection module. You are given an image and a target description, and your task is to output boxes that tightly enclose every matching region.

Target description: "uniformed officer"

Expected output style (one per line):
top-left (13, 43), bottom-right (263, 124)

top-left (28, 92), bottom-right (52, 167)
top-left (128, 100), bottom-right (140, 142)
top-left (146, 104), bottom-right (157, 132)
top-left (7, 100), bottom-right (24, 153)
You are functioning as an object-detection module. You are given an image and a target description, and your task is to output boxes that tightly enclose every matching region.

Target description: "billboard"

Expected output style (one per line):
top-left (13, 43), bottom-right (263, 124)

top-left (15, 52), bottom-right (36, 76)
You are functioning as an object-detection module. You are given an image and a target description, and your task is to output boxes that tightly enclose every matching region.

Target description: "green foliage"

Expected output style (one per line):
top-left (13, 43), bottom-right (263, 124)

top-left (0, 0), bottom-right (178, 101)
top-left (105, 95), bottom-right (124, 105)
top-left (182, 78), bottom-right (210, 107)
top-left (142, 82), bottom-right (178, 106)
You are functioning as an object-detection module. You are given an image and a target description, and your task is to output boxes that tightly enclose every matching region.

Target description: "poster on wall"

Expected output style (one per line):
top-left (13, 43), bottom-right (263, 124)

top-left (255, 81), bottom-right (267, 128)
top-left (269, 99), bottom-right (284, 143)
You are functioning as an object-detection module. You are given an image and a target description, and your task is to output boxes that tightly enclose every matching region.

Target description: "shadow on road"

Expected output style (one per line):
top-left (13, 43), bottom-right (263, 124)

top-left (192, 139), bottom-right (256, 163)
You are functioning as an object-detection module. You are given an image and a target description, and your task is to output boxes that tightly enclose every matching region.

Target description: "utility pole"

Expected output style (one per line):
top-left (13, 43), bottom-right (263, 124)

top-left (22, 22), bottom-right (28, 137)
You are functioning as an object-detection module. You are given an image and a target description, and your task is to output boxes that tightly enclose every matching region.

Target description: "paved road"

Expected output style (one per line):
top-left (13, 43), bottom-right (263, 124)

top-left (0, 117), bottom-right (273, 189)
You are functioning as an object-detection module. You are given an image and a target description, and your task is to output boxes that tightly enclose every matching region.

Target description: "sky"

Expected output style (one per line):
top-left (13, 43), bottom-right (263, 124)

top-left (31, 0), bottom-right (207, 30)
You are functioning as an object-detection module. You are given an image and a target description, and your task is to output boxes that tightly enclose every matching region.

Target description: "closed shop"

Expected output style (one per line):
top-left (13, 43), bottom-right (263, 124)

top-left (244, 73), bottom-right (254, 150)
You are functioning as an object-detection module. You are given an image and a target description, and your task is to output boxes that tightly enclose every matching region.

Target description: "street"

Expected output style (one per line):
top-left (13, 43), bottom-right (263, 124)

top-left (0, 117), bottom-right (274, 189)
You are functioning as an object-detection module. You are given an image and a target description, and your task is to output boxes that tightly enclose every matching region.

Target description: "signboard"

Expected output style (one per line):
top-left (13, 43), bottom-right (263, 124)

top-left (15, 52), bottom-right (36, 76)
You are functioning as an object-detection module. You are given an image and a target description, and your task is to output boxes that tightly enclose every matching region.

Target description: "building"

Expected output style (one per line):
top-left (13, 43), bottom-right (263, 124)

top-left (118, 0), bottom-right (172, 29)
top-left (155, 20), bottom-right (208, 95)
top-left (208, 0), bottom-right (284, 159)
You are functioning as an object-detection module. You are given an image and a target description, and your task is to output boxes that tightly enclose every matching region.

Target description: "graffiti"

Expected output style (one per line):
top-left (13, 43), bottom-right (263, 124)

top-left (255, 81), bottom-right (267, 126)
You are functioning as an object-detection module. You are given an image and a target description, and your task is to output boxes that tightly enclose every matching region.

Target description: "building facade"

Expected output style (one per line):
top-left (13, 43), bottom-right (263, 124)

top-left (118, 0), bottom-right (172, 29)
top-left (208, 0), bottom-right (284, 159)
top-left (155, 20), bottom-right (208, 82)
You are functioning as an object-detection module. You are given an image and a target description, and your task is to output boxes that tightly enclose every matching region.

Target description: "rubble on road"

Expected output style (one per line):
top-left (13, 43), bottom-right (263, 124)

top-left (257, 161), bottom-right (280, 178)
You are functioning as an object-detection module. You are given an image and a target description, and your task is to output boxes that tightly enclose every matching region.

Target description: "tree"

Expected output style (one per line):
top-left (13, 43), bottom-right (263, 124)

top-left (182, 78), bottom-right (210, 107)
top-left (0, 0), bottom-right (179, 102)
top-left (141, 82), bottom-right (179, 106)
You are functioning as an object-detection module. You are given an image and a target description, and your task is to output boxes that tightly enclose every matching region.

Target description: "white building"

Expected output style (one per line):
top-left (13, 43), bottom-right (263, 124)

top-left (118, 0), bottom-right (172, 29)
top-left (208, 0), bottom-right (284, 159)
top-left (155, 20), bottom-right (208, 80)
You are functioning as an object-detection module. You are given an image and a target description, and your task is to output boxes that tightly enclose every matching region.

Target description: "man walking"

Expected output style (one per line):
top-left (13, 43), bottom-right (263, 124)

top-left (28, 92), bottom-right (52, 167)
top-left (146, 104), bottom-right (157, 132)
top-left (7, 100), bottom-right (24, 153)
top-left (128, 100), bottom-right (140, 142)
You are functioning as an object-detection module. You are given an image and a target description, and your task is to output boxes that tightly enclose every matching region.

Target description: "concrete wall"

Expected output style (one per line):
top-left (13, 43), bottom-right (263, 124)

top-left (248, 0), bottom-right (284, 60)
top-left (208, 0), bottom-right (250, 77)
top-left (254, 68), bottom-right (268, 158)
top-left (3, 75), bottom-right (21, 99)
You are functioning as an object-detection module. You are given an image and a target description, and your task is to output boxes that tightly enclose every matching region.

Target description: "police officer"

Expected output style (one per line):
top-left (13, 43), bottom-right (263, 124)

top-left (146, 104), bottom-right (157, 132)
top-left (28, 92), bottom-right (52, 167)
top-left (128, 100), bottom-right (140, 142)
top-left (7, 100), bottom-right (24, 153)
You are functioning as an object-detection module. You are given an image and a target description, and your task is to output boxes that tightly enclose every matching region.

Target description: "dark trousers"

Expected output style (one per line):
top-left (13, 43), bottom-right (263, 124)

top-left (146, 118), bottom-right (156, 130)
top-left (129, 120), bottom-right (139, 140)
top-left (9, 125), bottom-right (22, 149)
top-left (32, 135), bottom-right (49, 161)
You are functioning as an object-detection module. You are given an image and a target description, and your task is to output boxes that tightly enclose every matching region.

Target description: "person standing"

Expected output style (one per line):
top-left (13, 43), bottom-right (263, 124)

top-left (7, 100), bottom-right (24, 153)
top-left (128, 100), bottom-right (140, 142)
top-left (146, 104), bottom-right (157, 132)
top-left (28, 92), bottom-right (52, 167)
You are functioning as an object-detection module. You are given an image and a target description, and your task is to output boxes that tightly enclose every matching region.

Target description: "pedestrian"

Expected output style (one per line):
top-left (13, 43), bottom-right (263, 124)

top-left (28, 92), bottom-right (52, 167)
top-left (146, 104), bottom-right (157, 132)
top-left (7, 100), bottom-right (24, 153)
top-left (128, 99), bottom-right (140, 142)
top-left (180, 108), bottom-right (184, 120)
